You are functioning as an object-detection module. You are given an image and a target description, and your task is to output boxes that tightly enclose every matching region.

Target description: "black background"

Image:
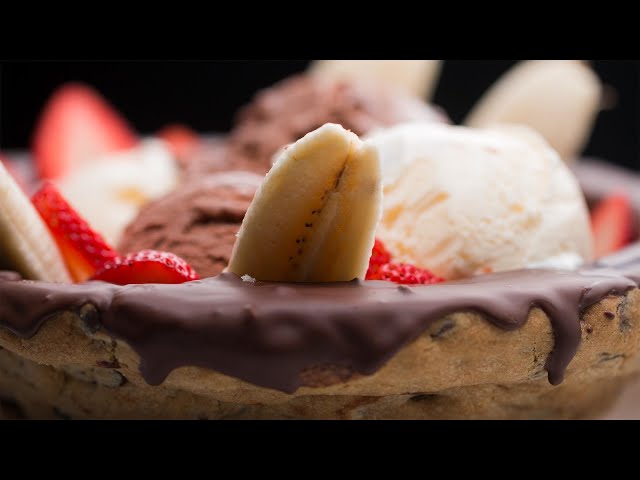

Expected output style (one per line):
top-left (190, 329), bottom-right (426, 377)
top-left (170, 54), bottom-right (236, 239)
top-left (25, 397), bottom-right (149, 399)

top-left (1, 60), bottom-right (638, 171)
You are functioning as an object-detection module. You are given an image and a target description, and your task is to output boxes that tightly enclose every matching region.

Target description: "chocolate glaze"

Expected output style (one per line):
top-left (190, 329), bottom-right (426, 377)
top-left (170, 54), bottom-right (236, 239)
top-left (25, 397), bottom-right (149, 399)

top-left (0, 256), bottom-right (639, 392)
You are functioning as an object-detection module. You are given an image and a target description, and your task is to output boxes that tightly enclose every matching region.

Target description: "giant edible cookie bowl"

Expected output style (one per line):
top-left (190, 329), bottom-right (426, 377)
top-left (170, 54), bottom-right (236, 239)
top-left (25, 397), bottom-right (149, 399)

top-left (1, 246), bottom-right (640, 419)
top-left (1, 60), bottom-right (639, 420)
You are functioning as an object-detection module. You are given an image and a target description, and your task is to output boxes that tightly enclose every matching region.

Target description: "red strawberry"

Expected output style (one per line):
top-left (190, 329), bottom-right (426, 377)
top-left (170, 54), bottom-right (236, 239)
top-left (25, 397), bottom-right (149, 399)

top-left (365, 238), bottom-right (443, 284)
top-left (92, 250), bottom-right (199, 285)
top-left (157, 124), bottom-right (200, 159)
top-left (367, 262), bottom-right (444, 285)
top-left (366, 238), bottom-right (392, 278)
top-left (32, 182), bottom-right (117, 282)
top-left (591, 192), bottom-right (634, 258)
top-left (33, 83), bottom-right (137, 179)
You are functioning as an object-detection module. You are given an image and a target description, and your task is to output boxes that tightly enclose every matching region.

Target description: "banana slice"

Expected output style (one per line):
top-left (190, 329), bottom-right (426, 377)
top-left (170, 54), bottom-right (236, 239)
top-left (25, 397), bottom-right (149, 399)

top-left (0, 162), bottom-right (70, 282)
top-left (309, 60), bottom-right (442, 100)
top-left (229, 123), bottom-right (382, 282)
top-left (465, 60), bottom-right (602, 162)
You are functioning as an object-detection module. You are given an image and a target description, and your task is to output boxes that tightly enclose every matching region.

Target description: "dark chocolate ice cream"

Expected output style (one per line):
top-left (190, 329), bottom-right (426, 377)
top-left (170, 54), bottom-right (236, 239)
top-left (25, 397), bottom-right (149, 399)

top-left (177, 73), bottom-right (448, 182)
top-left (226, 73), bottom-right (448, 172)
top-left (117, 171), bottom-right (263, 278)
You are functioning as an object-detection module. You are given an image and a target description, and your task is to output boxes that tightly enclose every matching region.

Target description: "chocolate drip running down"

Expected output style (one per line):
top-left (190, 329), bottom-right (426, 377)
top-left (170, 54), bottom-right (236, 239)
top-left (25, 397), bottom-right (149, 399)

top-left (0, 255), bottom-right (639, 393)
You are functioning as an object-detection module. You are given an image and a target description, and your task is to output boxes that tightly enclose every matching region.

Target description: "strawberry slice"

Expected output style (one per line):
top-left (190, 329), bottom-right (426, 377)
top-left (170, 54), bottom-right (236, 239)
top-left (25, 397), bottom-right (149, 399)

top-left (32, 182), bottom-right (118, 282)
top-left (33, 83), bottom-right (137, 180)
top-left (367, 262), bottom-right (444, 285)
top-left (366, 238), bottom-right (392, 278)
top-left (156, 124), bottom-right (200, 159)
top-left (92, 250), bottom-right (199, 285)
top-left (591, 192), bottom-right (634, 258)
top-left (365, 238), bottom-right (443, 284)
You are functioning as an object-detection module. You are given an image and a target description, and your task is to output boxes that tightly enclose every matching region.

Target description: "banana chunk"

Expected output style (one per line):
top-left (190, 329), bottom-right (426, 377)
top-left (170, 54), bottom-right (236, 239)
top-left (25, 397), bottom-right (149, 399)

top-left (0, 162), bottom-right (70, 282)
top-left (229, 123), bottom-right (382, 282)
top-left (465, 60), bottom-right (602, 162)
top-left (309, 60), bottom-right (442, 100)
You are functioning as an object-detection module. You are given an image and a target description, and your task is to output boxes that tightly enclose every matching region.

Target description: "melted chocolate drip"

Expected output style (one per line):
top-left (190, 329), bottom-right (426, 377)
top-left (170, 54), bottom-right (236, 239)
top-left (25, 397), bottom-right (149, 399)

top-left (0, 257), bottom-right (639, 393)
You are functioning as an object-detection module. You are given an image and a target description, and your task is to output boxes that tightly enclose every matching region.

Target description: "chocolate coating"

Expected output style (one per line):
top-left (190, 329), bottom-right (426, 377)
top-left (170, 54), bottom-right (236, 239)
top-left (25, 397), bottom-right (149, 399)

top-left (117, 171), bottom-right (263, 279)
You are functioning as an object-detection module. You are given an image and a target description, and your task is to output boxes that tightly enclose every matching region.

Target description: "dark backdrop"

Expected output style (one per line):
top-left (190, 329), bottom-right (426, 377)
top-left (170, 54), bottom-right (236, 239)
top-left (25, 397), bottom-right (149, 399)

top-left (1, 60), bottom-right (638, 171)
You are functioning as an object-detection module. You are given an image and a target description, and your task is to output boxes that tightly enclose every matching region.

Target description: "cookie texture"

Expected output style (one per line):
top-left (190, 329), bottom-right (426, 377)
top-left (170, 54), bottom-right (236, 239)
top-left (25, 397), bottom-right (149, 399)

top-left (0, 288), bottom-right (638, 419)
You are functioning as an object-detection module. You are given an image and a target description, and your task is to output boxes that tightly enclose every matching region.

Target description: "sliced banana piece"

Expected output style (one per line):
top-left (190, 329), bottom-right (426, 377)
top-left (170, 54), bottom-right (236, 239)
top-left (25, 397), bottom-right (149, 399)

top-left (229, 123), bottom-right (382, 282)
top-left (465, 60), bottom-right (602, 162)
top-left (309, 60), bottom-right (442, 100)
top-left (0, 162), bottom-right (70, 282)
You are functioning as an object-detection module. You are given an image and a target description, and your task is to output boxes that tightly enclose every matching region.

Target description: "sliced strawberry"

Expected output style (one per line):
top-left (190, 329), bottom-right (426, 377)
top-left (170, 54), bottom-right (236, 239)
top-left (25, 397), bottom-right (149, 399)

top-left (92, 250), bottom-right (199, 285)
top-left (367, 262), bottom-right (444, 285)
top-left (365, 238), bottom-right (443, 284)
top-left (32, 182), bottom-right (118, 282)
top-left (369, 238), bottom-right (392, 268)
top-left (156, 124), bottom-right (200, 159)
top-left (33, 83), bottom-right (137, 179)
top-left (591, 192), bottom-right (634, 258)
top-left (366, 238), bottom-right (392, 278)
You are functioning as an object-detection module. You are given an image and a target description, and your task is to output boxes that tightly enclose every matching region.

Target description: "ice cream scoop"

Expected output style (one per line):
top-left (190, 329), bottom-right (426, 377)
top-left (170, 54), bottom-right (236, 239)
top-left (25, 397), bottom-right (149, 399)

top-left (118, 170), bottom-right (263, 279)
top-left (366, 123), bottom-right (593, 280)
top-left (227, 73), bottom-right (447, 173)
top-left (56, 139), bottom-right (179, 245)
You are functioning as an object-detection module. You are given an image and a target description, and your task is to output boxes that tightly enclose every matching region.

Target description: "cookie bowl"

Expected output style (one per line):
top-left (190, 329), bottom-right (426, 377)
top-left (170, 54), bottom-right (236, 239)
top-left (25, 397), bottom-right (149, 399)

top-left (1, 167), bottom-right (639, 420)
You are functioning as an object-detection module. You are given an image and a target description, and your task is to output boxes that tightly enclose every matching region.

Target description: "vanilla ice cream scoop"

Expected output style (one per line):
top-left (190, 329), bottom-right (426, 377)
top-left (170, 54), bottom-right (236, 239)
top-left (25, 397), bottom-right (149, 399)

top-left (57, 139), bottom-right (179, 245)
top-left (365, 123), bottom-right (593, 280)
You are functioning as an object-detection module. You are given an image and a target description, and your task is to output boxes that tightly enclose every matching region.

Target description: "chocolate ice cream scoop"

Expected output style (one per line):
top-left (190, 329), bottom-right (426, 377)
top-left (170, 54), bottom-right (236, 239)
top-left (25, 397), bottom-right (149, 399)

top-left (175, 74), bottom-right (447, 183)
top-left (117, 171), bottom-right (263, 278)
top-left (215, 73), bottom-right (448, 175)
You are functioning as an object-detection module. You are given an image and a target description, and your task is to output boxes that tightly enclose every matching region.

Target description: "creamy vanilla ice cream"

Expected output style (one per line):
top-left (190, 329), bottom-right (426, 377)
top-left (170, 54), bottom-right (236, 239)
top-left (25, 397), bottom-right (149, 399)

top-left (57, 139), bottom-right (179, 245)
top-left (365, 123), bottom-right (593, 280)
